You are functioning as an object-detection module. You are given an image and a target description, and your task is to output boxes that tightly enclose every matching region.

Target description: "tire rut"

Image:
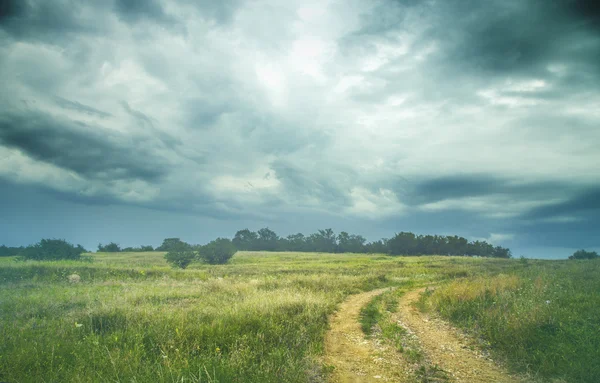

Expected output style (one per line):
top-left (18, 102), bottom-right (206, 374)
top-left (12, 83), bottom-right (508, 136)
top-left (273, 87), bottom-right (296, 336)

top-left (324, 287), bottom-right (521, 383)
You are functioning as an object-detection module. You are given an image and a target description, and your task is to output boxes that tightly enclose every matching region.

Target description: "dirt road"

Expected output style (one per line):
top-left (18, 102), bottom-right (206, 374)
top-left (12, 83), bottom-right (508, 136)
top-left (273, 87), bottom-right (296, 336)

top-left (324, 288), bottom-right (520, 383)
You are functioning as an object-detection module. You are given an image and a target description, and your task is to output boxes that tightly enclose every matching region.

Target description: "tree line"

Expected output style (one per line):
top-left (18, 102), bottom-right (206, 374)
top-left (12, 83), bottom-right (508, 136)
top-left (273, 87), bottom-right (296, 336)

top-left (230, 228), bottom-right (513, 258)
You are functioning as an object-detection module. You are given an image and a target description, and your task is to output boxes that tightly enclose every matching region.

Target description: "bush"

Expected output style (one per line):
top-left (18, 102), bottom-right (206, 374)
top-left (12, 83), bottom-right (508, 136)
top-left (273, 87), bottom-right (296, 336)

top-left (156, 238), bottom-right (191, 252)
top-left (569, 249), bottom-right (599, 260)
top-left (22, 239), bottom-right (86, 261)
top-left (164, 251), bottom-right (196, 269)
top-left (197, 238), bottom-right (236, 265)
top-left (97, 242), bottom-right (121, 252)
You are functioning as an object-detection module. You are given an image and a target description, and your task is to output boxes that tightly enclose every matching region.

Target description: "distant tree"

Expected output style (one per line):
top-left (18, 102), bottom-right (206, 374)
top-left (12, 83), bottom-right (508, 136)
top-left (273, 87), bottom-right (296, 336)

top-left (197, 238), bottom-right (236, 265)
top-left (388, 232), bottom-right (418, 255)
top-left (466, 240), bottom-right (495, 257)
top-left (97, 242), bottom-right (121, 252)
top-left (140, 245), bottom-right (154, 251)
top-left (0, 245), bottom-right (24, 257)
top-left (364, 238), bottom-right (389, 254)
top-left (232, 229), bottom-right (259, 250)
top-left (286, 233), bottom-right (307, 252)
top-left (492, 246), bottom-right (512, 258)
top-left (569, 249), bottom-right (599, 260)
top-left (257, 228), bottom-right (279, 251)
top-left (226, 227), bottom-right (512, 258)
top-left (164, 250), bottom-right (195, 269)
top-left (157, 238), bottom-right (191, 252)
top-left (306, 229), bottom-right (337, 253)
top-left (337, 232), bottom-right (366, 253)
top-left (22, 239), bottom-right (85, 261)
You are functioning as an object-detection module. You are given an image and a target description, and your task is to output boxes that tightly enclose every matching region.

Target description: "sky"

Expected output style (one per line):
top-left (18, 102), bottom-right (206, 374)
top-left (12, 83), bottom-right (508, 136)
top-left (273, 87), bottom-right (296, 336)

top-left (1, 0), bottom-right (599, 259)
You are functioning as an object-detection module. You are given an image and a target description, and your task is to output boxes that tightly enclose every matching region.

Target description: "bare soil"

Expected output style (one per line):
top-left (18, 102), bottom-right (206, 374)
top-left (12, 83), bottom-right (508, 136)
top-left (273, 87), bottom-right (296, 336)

top-left (325, 288), bottom-right (521, 383)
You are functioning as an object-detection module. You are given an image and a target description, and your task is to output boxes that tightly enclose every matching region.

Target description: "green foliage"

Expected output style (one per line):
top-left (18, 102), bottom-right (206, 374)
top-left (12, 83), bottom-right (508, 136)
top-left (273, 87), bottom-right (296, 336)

top-left (98, 242), bottom-right (121, 252)
top-left (0, 245), bottom-right (23, 257)
top-left (569, 249), bottom-right (599, 260)
top-left (164, 251), bottom-right (196, 269)
top-left (422, 260), bottom-right (600, 382)
top-left (198, 238), bottom-right (236, 265)
top-left (359, 294), bottom-right (385, 336)
top-left (156, 238), bottom-right (191, 252)
top-left (21, 239), bottom-right (85, 261)
top-left (229, 228), bottom-right (510, 257)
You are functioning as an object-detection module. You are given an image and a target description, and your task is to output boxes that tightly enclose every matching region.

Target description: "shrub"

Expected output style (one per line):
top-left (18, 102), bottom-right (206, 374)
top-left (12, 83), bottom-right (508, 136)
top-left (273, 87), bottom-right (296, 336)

top-left (164, 251), bottom-right (196, 269)
top-left (197, 238), bottom-right (236, 265)
top-left (22, 239), bottom-right (85, 261)
top-left (569, 249), bottom-right (599, 260)
top-left (97, 242), bottom-right (121, 252)
top-left (157, 238), bottom-right (191, 252)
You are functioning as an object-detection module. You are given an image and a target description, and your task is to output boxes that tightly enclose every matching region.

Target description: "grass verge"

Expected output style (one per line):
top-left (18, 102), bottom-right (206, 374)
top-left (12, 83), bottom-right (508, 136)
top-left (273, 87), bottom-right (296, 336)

top-left (420, 259), bottom-right (600, 383)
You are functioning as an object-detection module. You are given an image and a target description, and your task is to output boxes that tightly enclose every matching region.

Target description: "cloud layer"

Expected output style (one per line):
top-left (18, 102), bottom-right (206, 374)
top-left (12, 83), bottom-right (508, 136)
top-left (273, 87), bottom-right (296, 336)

top-left (1, 0), bottom-right (599, 256)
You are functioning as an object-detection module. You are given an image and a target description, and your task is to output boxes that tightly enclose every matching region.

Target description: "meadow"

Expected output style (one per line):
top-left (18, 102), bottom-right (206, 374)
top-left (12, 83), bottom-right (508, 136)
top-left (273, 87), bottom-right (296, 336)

top-left (419, 259), bottom-right (600, 383)
top-left (0, 252), bottom-right (594, 382)
top-left (0, 251), bottom-right (517, 383)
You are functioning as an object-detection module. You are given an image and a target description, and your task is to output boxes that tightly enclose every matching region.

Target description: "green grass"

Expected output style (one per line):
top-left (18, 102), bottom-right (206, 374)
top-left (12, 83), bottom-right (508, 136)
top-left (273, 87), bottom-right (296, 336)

top-left (0, 252), bottom-right (529, 382)
top-left (420, 259), bottom-right (600, 383)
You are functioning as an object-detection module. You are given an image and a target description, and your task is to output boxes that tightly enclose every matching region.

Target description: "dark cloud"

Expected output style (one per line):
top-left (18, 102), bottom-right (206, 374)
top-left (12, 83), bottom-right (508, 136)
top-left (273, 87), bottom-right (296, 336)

top-left (568, 0), bottom-right (600, 28)
top-left (114, 0), bottom-right (177, 25)
top-left (0, 110), bottom-right (168, 182)
top-left (0, 0), bottom-right (96, 41)
top-left (54, 97), bottom-right (112, 118)
top-left (524, 188), bottom-right (600, 220)
top-left (433, 0), bottom-right (600, 77)
top-left (404, 175), bottom-right (573, 206)
top-left (183, 0), bottom-right (241, 24)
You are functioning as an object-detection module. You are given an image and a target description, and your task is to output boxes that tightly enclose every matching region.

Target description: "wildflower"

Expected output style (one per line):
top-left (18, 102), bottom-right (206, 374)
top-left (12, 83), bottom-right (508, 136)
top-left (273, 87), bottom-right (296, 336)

top-left (545, 300), bottom-right (551, 304)
top-left (75, 322), bottom-right (83, 328)
top-left (215, 347), bottom-right (221, 354)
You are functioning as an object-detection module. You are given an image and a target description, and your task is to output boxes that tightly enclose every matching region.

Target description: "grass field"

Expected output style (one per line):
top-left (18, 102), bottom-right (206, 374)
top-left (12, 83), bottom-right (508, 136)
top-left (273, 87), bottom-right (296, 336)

top-left (419, 259), bottom-right (600, 383)
top-left (0, 251), bottom-right (521, 383)
top-left (1, 252), bottom-right (593, 382)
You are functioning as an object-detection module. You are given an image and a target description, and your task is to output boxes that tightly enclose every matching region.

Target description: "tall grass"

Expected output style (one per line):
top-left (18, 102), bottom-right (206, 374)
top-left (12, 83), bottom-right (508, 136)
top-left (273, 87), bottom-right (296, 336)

top-left (420, 259), bottom-right (600, 383)
top-left (0, 252), bottom-right (519, 382)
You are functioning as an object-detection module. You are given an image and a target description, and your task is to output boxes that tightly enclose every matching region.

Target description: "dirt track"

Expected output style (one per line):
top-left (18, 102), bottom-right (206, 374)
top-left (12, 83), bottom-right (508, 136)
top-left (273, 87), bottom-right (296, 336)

top-left (324, 288), bottom-right (520, 383)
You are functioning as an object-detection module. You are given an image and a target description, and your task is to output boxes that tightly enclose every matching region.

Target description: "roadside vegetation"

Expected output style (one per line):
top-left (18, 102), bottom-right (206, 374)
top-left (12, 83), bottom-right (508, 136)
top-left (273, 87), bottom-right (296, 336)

top-left (0, 251), bottom-right (517, 382)
top-left (419, 259), bottom-right (600, 383)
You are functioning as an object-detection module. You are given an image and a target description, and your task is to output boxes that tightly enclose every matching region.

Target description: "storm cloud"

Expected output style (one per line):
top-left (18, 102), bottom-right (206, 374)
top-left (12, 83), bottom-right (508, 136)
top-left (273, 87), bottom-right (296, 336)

top-left (0, 0), bottom-right (598, 257)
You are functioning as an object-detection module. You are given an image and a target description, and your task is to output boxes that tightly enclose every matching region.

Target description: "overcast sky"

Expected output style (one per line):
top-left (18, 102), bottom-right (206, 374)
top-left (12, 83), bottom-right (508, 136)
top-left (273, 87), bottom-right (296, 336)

top-left (1, 0), bottom-right (599, 258)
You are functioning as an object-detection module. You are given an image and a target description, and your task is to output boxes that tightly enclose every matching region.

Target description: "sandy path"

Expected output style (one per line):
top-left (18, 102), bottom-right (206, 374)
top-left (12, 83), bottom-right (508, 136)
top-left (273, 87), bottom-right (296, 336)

top-left (324, 288), bottom-right (410, 383)
top-left (394, 288), bottom-right (520, 383)
top-left (325, 287), bottom-right (521, 383)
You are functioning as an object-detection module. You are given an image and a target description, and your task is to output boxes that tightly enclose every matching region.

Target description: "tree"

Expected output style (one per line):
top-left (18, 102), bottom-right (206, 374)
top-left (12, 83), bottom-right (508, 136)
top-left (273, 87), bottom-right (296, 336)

top-left (257, 228), bottom-right (279, 251)
top-left (337, 232), bottom-right (366, 253)
top-left (0, 245), bottom-right (23, 257)
top-left (157, 238), bottom-right (191, 252)
top-left (164, 250), bottom-right (195, 269)
top-left (492, 246), bottom-right (512, 258)
top-left (98, 242), bottom-right (121, 252)
top-left (388, 232), bottom-right (417, 255)
top-left (569, 249), bottom-right (599, 260)
top-left (286, 233), bottom-right (307, 252)
top-left (197, 238), bottom-right (236, 265)
top-left (232, 229), bottom-right (259, 250)
top-left (22, 239), bottom-right (85, 261)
